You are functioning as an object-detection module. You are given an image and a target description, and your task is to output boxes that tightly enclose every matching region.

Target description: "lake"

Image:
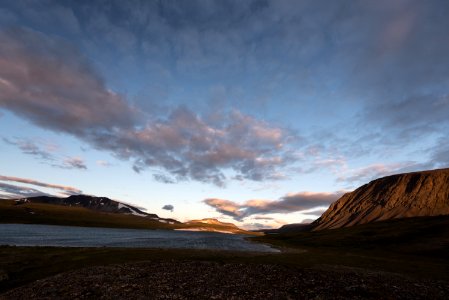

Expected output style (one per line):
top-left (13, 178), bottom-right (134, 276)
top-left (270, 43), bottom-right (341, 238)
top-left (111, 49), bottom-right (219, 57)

top-left (0, 223), bottom-right (278, 252)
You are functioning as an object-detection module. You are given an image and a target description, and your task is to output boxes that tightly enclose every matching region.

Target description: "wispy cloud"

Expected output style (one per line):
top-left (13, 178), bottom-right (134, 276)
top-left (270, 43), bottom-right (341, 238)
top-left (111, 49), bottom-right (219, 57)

top-left (96, 160), bottom-right (112, 167)
top-left (0, 182), bottom-right (52, 199)
top-left (204, 191), bottom-right (344, 221)
top-left (59, 157), bottom-right (87, 170)
top-left (3, 137), bottom-right (55, 161)
top-left (337, 162), bottom-right (419, 184)
top-left (153, 174), bottom-right (176, 184)
top-left (0, 175), bottom-right (82, 195)
top-left (428, 137), bottom-right (449, 168)
top-left (3, 137), bottom-right (88, 170)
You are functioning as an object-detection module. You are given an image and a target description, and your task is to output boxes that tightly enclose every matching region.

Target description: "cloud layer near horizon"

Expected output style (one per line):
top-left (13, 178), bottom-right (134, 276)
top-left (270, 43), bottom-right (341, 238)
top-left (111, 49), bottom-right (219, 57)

top-left (0, 27), bottom-right (296, 186)
top-left (0, 182), bottom-right (52, 199)
top-left (0, 174), bottom-right (82, 198)
top-left (204, 191), bottom-right (344, 220)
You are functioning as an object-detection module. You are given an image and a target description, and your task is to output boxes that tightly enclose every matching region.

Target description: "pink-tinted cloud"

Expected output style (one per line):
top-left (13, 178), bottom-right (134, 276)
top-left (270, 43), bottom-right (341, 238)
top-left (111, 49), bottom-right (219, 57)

top-left (0, 175), bottom-right (82, 195)
top-left (0, 28), bottom-right (137, 135)
top-left (59, 157), bottom-right (87, 170)
top-left (337, 162), bottom-right (417, 184)
top-left (128, 108), bottom-right (296, 186)
top-left (204, 191), bottom-right (343, 220)
top-left (203, 198), bottom-right (245, 219)
top-left (0, 182), bottom-right (51, 199)
top-left (0, 28), bottom-right (296, 186)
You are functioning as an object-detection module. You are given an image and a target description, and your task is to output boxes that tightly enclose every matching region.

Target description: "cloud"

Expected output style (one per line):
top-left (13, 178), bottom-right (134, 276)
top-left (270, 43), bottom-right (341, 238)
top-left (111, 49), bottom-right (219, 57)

top-left (0, 182), bottom-right (51, 199)
top-left (0, 28), bottom-right (137, 135)
top-left (414, 137), bottom-right (449, 171)
top-left (96, 160), bottom-right (111, 167)
top-left (203, 198), bottom-right (244, 219)
top-left (153, 174), bottom-right (176, 184)
top-left (244, 222), bottom-right (278, 230)
top-left (429, 138), bottom-right (449, 168)
top-left (204, 191), bottom-right (343, 220)
top-left (244, 192), bottom-right (344, 215)
top-left (3, 137), bottom-right (54, 161)
top-left (3, 137), bottom-right (88, 170)
top-left (127, 108), bottom-right (296, 186)
top-left (59, 157), bottom-right (87, 170)
top-left (2, 1), bottom-right (446, 189)
top-left (0, 175), bottom-right (82, 195)
top-left (337, 162), bottom-right (419, 184)
top-left (253, 216), bottom-right (275, 221)
top-left (364, 93), bottom-right (449, 143)
top-left (1, 1), bottom-right (80, 35)
top-left (0, 27), bottom-right (296, 186)
top-left (162, 204), bottom-right (174, 212)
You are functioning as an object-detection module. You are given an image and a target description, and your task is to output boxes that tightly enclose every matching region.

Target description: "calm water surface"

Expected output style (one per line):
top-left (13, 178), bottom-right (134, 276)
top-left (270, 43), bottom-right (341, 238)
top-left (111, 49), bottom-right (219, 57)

top-left (0, 223), bottom-right (278, 252)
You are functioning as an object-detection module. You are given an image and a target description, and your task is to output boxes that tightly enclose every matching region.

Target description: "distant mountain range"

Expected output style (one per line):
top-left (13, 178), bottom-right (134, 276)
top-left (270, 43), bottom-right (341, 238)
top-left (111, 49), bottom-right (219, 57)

top-left (312, 168), bottom-right (449, 230)
top-left (13, 194), bottom-right (179, 224)
top-left (1, 195), bottom-right (257, 234)
top-left (6, 168), bottom-right (448, 235)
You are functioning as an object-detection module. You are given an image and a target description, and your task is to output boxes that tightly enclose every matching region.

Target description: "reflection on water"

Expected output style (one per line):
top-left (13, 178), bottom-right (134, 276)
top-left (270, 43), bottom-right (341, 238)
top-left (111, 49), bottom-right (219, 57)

top-left (0, 223), bottom-right (278, 252)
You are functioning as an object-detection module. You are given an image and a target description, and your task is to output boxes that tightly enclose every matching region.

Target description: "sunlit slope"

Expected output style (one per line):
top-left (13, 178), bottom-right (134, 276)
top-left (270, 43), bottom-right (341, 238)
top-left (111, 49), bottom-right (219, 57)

top-left (313, 168), bottom-right (449, 230)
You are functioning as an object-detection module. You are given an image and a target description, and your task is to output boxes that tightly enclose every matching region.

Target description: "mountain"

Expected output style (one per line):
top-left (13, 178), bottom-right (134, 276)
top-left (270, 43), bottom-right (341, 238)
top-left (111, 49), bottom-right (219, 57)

top-left (3, 195), bottom-right (257, 234)
top-left (10, 195), bottom-right (180, 225)
top-left (186, 218), bottom-right (237, 227)
top-left (312, 168), bottom-right (449, 230)
top-left (180, 218), bottom-right (259, 235)
top-left (3, 196), bottom-right (254, 234)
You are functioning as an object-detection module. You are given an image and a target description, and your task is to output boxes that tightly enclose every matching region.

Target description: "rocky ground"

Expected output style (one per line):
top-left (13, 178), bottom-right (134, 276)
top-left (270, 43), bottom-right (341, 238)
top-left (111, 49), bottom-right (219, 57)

top-left (2, 261), bottom-right (448, 300)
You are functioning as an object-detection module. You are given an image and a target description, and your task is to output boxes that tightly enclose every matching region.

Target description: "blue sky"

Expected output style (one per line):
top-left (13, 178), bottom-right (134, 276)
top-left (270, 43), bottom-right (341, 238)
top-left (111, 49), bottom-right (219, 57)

top-left (1, 0), bottom-right (449, 229)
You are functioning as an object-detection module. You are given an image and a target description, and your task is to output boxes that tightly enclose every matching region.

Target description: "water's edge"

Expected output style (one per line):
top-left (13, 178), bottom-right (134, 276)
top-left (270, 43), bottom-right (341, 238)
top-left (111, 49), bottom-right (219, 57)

top-left (0, 223), bottom-right (279, 253)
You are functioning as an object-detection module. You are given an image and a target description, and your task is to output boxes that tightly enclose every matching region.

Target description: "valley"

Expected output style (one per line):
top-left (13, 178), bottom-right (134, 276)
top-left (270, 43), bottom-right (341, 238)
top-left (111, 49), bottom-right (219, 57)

top-left (2, 168), bottom-right (449, 299)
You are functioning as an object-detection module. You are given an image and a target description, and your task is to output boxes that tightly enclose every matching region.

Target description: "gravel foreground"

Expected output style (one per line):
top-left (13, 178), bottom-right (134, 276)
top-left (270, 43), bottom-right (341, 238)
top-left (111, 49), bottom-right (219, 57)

top-left (1, 261), bottom-right (448, 300)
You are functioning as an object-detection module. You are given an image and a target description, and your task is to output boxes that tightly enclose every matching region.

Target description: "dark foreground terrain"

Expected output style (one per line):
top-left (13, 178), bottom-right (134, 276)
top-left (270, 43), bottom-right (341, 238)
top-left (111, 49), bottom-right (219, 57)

top-left (1, 215), bottom-right (449, 299)
top-left (1, 243), bottom-right (449, 300)
top-left (2, 260), bottom-right (449, 300)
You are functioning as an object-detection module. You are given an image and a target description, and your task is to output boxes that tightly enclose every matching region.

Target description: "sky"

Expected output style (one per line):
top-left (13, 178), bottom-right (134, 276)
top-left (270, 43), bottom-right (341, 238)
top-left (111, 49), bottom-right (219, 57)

top-left (1, 0), bottom-right (449, 229)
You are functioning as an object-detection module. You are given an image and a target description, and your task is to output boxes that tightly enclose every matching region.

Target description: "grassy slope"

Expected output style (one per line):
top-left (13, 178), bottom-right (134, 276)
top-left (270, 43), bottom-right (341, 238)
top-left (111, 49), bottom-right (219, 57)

top-left (0, 200), bottom-right (175, 230)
